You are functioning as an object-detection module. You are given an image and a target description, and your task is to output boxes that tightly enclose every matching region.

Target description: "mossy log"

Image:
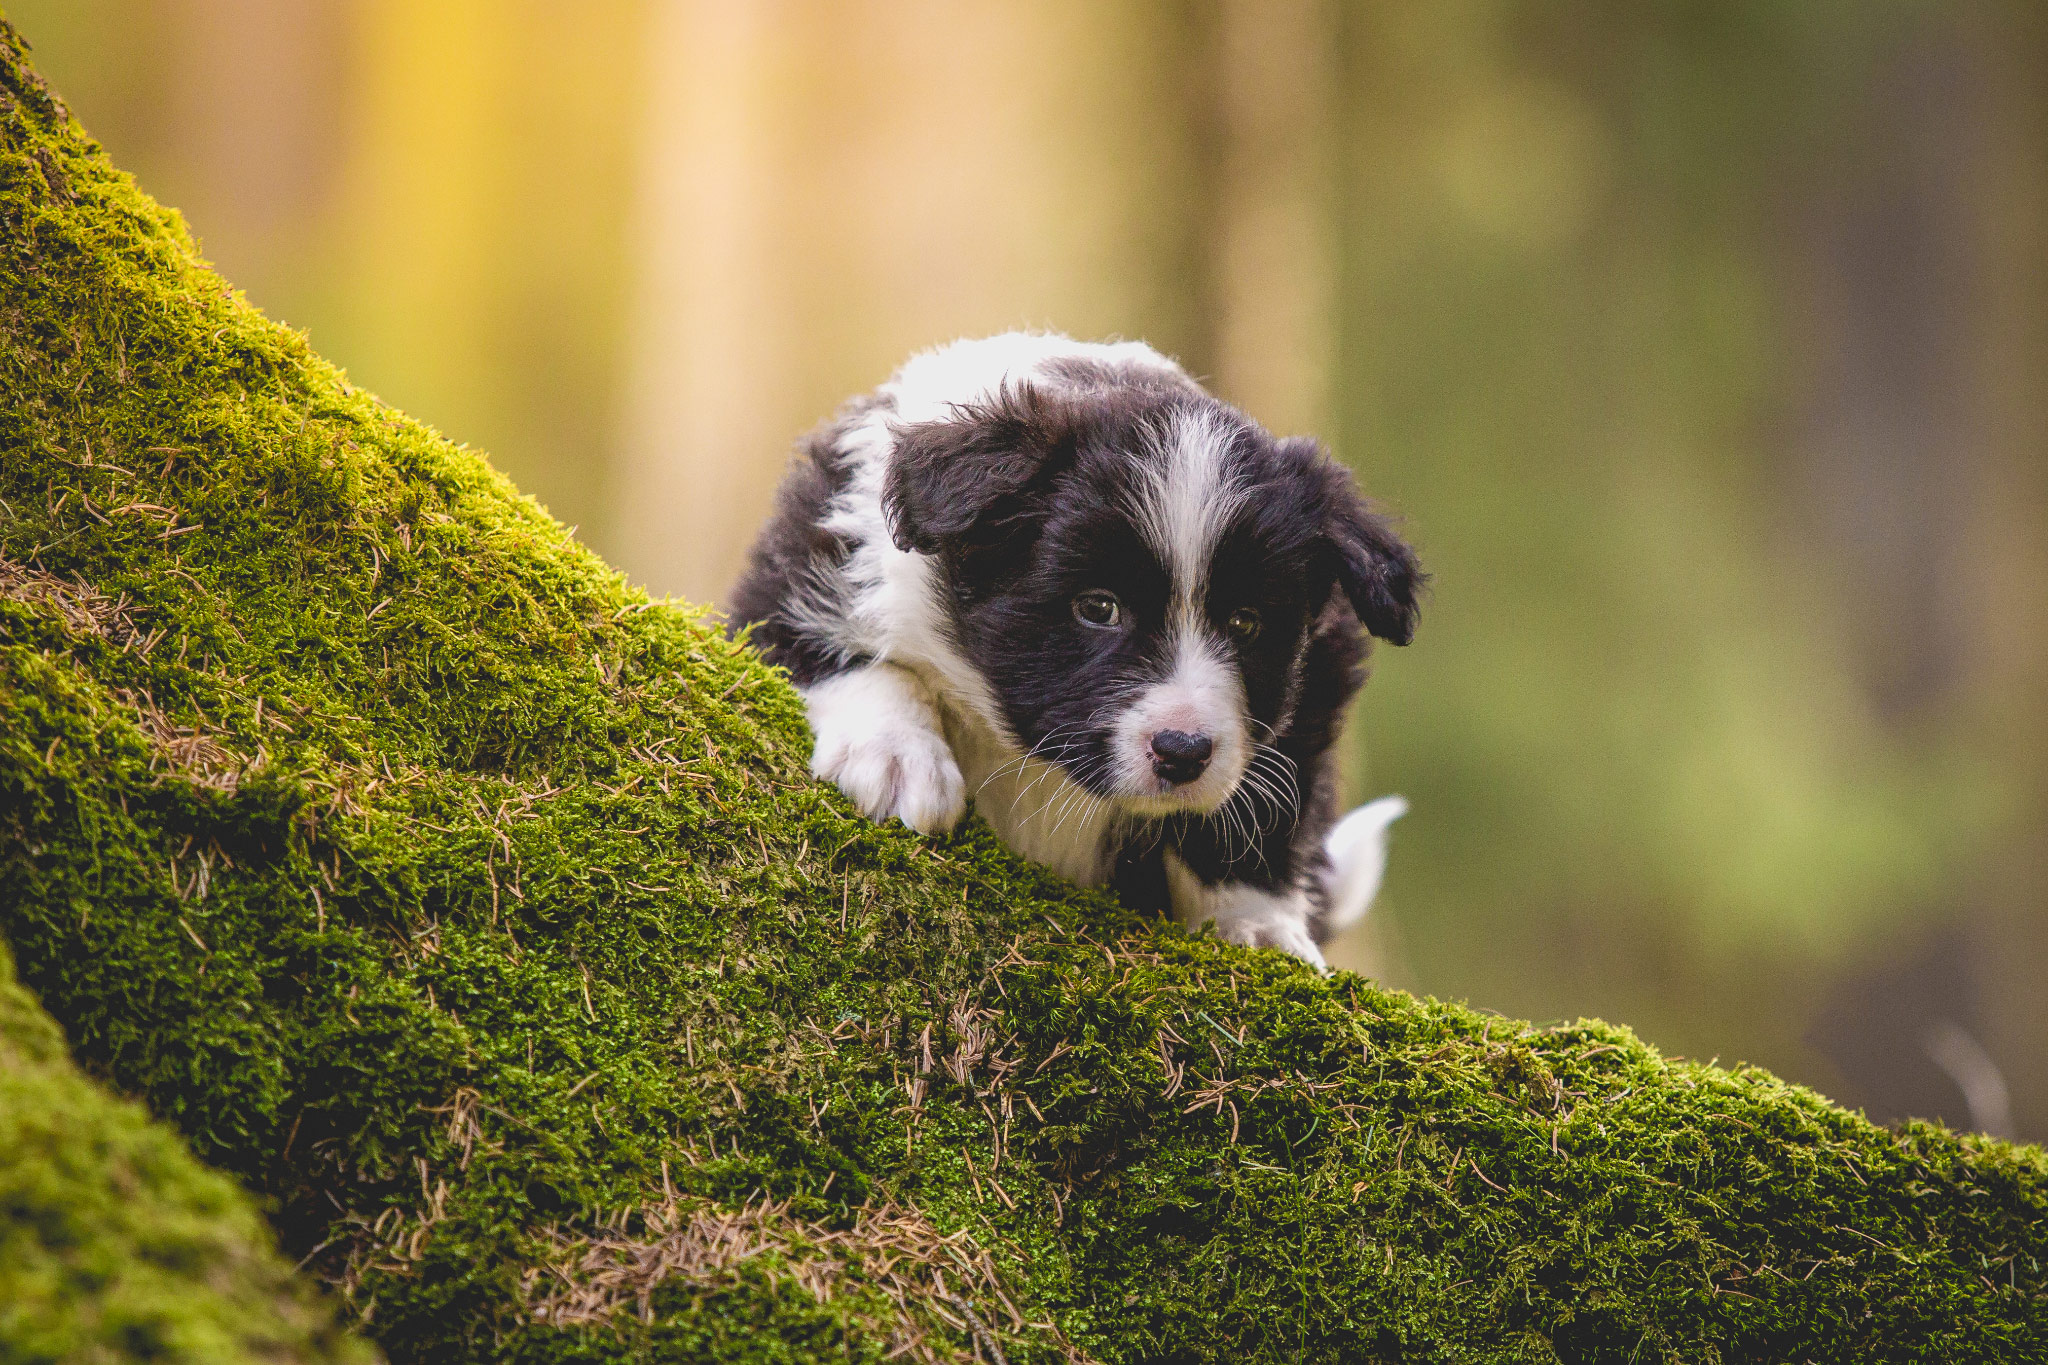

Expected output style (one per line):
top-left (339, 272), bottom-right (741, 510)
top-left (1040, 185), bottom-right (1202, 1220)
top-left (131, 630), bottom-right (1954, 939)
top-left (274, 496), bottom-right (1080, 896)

top-left (1, 21), bottom-right (2044, 1365)
top-left (0, 939), bottom-right (376, 1364)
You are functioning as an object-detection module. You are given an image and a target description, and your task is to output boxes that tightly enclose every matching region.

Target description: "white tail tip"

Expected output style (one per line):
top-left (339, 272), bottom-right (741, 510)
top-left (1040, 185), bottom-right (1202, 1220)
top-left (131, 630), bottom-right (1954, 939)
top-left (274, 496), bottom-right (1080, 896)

top-left (1321, 795), bottom-right (1408, 933)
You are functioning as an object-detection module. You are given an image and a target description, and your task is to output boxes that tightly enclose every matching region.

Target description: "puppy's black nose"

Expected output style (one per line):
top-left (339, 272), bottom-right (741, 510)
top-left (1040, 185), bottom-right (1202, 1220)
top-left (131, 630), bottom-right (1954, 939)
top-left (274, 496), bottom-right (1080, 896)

top-left (1150, 729), bottom-right (1213, 785)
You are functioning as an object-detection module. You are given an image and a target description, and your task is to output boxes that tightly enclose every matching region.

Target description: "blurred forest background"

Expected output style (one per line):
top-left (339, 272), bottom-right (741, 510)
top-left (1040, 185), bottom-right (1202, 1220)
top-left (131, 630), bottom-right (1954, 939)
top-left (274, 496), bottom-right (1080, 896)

top-left (12, 1), bottom-right (2044, 1141)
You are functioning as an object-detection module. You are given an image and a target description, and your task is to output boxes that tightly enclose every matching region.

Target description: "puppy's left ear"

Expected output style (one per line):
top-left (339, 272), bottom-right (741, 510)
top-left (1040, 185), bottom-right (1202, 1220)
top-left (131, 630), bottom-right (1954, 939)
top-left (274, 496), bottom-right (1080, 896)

top-left (1291, 439), bottom-right (1423, 645)
top-left (883, 384), bottom-right (1074, 556)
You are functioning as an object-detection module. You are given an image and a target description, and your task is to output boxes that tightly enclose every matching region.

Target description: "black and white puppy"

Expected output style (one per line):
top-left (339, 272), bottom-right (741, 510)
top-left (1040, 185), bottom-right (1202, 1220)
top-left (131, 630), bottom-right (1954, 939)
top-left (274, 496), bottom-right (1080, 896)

top-left (728, 333), bottom-right (1421, 967)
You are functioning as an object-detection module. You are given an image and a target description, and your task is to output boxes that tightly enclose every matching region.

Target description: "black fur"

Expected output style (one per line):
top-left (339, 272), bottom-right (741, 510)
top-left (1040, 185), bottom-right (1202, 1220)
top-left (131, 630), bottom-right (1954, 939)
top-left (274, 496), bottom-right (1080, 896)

top-left (725, 400), bottom-right (881, 685)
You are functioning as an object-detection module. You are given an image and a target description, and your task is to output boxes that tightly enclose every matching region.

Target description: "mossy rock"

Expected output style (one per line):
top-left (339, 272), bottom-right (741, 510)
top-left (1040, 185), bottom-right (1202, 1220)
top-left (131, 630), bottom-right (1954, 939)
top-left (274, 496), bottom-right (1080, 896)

top-left (1, 18), bottom-right (2045, 1364)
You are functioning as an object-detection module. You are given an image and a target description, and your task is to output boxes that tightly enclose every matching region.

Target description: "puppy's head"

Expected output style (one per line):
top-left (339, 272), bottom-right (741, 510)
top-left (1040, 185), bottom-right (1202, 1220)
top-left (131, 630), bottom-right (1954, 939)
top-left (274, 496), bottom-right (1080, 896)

top-left (883, 379), bottom-right (1419, 816)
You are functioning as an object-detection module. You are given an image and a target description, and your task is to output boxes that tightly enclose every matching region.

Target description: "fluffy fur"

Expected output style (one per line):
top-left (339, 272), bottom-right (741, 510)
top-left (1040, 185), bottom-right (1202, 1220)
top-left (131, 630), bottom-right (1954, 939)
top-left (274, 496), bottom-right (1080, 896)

top-left (727, 333), bottom-right (1422, 967)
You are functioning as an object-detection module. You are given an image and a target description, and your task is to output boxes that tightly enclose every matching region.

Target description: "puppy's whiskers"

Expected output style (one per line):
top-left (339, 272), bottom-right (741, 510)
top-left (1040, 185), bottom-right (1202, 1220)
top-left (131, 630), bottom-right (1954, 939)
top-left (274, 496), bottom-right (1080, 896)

top-left (1016, 746), bottom-right (1093, 836)
top-left (1205, 742), bottom-right (1301, 870)
top-left (976, 722), bottom-right (1089, 795)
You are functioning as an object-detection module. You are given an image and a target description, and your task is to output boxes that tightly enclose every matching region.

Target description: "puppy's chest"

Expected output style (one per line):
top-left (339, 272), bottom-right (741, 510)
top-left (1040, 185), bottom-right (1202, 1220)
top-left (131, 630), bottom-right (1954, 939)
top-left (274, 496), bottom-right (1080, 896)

top-left (940, 705), bottom-right (1119, 888)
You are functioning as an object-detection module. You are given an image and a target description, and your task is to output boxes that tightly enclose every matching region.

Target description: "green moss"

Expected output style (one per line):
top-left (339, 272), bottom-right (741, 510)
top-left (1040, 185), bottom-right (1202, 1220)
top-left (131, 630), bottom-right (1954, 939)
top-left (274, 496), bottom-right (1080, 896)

top-left (0, 938), bottom-right (376, 1364)
top-left (1, 17), bottom-right (2044, 1363)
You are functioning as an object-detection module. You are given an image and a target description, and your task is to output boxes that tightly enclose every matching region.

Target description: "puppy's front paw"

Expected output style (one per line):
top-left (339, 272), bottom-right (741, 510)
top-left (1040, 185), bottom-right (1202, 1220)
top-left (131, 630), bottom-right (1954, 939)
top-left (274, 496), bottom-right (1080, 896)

top-left (1212, 911), bottom-right (1328, 971)
top-left (812, 718), bottom-right (966, 835)
top-left (1166, 857), bottom-right (1329, 969)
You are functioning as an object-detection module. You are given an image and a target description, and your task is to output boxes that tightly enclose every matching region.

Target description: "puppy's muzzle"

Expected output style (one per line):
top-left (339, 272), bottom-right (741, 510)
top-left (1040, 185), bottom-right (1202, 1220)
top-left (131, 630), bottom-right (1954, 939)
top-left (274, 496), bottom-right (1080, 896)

top-left (1149, 729), bottom-right (1213, 786)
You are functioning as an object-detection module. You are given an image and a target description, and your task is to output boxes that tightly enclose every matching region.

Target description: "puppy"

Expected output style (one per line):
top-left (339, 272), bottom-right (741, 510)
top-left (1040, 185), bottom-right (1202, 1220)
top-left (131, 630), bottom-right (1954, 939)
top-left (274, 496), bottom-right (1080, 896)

top-left (728, 333), bottom-right (1420, 967)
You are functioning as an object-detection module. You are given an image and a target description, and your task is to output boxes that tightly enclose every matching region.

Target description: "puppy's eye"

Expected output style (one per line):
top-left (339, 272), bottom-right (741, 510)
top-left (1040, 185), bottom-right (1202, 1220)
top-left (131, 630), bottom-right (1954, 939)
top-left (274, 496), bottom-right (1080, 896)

top-left (1227, 607), bottom-right (1262, 642)
top-left (1073, 591), bottom-right (1123, 629)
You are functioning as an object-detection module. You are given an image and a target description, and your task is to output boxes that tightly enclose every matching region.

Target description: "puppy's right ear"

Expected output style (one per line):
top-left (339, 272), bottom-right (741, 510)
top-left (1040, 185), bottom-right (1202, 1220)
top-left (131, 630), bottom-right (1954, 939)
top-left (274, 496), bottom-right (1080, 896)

top-left (883, 385), bottom-right (1073, 555)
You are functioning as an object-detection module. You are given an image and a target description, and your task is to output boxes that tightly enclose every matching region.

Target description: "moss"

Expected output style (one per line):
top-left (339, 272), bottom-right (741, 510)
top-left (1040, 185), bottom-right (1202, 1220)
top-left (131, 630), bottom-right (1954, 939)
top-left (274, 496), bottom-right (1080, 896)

top-left (0, 938), bottom-right (377, 1364)
top-left (1, 17), bottom-right (2045, 1364)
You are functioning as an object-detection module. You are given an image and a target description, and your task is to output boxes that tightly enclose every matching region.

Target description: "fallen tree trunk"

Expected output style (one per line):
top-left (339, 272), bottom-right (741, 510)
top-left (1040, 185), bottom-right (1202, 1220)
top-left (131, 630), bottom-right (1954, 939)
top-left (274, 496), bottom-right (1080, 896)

top-left (0, 939), bottom-right (374, 1364)
top-left (1, 22), bottom-right (2043, 1365)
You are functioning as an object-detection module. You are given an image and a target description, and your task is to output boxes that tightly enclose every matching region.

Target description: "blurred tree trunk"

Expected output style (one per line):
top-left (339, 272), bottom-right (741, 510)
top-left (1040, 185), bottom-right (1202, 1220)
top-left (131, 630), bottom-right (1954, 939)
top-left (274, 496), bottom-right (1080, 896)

top-left (1965, 4), bottom-right (2048, 1142)
top-left (611, 1), bottom-right (1216, 607)
top-left (1192, 0), bottom-right (1412, 977)
top-left (317, 0), bottom-right (644, 549)
top-left (155, 0), bottom-right (347, 305)
top-left (614, 0), bottom-right (810, 609)
top-left (1794, 5), bottom-right (2048, 1142)
top-left (1200, 0), bottom-right (1339, 441)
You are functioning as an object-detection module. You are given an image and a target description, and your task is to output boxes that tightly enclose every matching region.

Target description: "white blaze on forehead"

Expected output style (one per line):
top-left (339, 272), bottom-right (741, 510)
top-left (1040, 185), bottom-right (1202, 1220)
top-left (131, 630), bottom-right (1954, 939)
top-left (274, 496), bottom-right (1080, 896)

top-left (1133, 406), bottom-right (1247, 629)
top-left (1110, 408), bottom-right (1255, 811)
top-left (1156, 628), bottom-right (1240, 729)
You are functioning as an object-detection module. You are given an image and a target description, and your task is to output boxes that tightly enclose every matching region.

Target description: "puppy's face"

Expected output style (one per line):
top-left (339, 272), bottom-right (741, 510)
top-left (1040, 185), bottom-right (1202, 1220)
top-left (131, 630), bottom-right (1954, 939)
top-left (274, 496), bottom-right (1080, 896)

top-left (884, 384), bottom-right (1418, 817)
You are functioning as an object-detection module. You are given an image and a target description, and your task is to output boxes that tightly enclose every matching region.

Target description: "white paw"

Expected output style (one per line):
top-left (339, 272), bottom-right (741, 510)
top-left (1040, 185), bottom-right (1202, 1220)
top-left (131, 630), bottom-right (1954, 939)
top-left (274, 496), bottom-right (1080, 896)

top-left (812, 718), bottom-right (966, 835)
top-left (1212, 911), bottom-right (1328, 971)
top-left (803, 666), bottom-right (968, 835)
top-left (1165, 854), bottom-right (1328, 969)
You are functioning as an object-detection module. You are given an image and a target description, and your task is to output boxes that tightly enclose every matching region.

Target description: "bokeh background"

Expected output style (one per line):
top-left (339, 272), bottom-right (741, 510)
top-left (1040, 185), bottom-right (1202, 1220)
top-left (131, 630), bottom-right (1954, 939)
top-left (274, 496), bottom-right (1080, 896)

top-left (14, 1), bottom-right (2044, 1139)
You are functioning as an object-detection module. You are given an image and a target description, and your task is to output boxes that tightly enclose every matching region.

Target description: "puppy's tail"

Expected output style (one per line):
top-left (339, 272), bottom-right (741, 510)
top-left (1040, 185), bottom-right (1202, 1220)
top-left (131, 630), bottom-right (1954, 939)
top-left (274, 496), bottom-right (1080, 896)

top-left (1319, 795), bottom-right (1408, 935)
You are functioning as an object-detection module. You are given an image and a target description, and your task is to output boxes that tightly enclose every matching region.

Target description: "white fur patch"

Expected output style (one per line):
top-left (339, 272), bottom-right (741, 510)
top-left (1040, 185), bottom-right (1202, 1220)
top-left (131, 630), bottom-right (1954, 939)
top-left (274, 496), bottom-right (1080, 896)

top-left (1133, 405), bottom-right (1246, 628)
top-left (803, 664), bottom-right (966, 835)
top-left (1166, 851), bottom-right (1324, 969)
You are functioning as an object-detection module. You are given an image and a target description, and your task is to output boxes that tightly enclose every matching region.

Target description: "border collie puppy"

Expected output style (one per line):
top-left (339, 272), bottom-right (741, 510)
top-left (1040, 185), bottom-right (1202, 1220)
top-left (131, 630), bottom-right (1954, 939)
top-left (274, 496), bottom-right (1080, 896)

top-left (728, 333), bottom-right (1421, 967)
